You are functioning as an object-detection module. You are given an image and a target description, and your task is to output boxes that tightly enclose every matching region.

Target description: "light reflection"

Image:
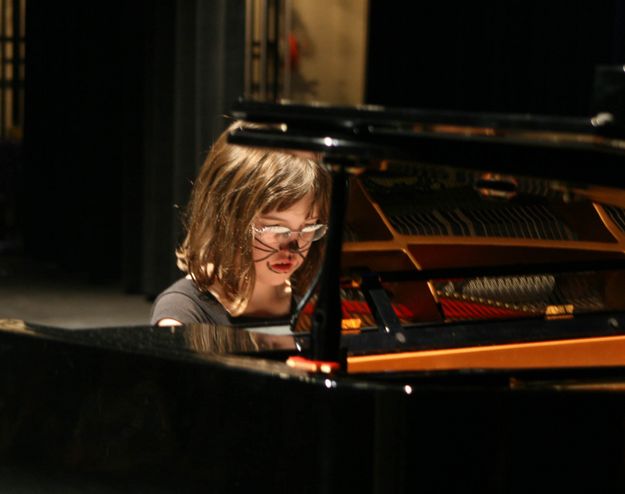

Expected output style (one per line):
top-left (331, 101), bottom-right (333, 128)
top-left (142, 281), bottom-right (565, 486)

top-left (324, 378), bottom-right (337, 389)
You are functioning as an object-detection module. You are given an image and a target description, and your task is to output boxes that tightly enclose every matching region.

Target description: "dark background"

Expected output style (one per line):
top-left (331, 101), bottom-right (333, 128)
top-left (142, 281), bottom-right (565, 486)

top-left (8, 0), bottom-right (625, 298)
top-left (367, 1), bottom-right (625, 115)
top-left (18, 0), bottom-right (245, 296)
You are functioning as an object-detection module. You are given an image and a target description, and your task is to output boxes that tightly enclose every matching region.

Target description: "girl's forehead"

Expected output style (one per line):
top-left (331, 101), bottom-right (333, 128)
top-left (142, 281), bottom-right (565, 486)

top-left (259, 207), bottom-right (319, 220)
top-left (260, 193), bottom-right (319, 220)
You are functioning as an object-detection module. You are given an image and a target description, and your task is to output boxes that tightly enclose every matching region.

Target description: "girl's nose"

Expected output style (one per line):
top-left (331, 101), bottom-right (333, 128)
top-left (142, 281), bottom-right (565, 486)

top-left (281, 239), bottom-right (300, 252)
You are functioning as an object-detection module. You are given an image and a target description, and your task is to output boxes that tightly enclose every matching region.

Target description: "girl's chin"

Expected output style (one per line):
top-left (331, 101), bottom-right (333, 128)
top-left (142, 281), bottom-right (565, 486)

top-left (257, 274), bottom-right (290, 287)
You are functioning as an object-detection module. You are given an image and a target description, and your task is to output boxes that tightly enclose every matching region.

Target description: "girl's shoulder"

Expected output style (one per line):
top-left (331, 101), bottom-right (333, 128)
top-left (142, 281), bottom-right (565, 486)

top-left (150, 278), bottom-right (231, 325)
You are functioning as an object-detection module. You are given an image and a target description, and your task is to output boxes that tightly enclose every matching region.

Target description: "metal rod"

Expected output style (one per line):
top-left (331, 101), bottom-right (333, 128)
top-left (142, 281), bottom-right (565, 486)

top-left (283, 0), bottom-right (291, 99)
top-left (271, 0), bottom-right (279, 101)
top-left (12, 0), bottom-right (19, 125)
top-left (0, 0), bottom-right (6, 138)
top-left (259, 0), bottom-right (267, 100)
top-left (244, 0), bottom-right (252, 99)
top-left (18, 0), bottom-right (24, 130)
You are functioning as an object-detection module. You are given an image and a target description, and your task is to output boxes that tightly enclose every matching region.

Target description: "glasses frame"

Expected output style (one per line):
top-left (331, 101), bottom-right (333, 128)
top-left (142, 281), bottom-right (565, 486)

top-left (252, 223), bottom-right (328, 245)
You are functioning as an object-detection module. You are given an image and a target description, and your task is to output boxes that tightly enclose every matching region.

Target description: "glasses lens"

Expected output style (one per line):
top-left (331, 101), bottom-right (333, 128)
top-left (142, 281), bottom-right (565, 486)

top-left (254, 226), bottom-right (289, 245)
top-left (300, 224), bottom-right (327, 242)
top-left (311, 224), bottom-right (327, 241)
top-left (254, 224), bottom-right (328, 245)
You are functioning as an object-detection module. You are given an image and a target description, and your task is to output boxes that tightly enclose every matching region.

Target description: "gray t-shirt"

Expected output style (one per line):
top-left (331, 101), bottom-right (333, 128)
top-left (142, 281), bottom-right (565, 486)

top-left (150, 277), bottom-right (292, 326)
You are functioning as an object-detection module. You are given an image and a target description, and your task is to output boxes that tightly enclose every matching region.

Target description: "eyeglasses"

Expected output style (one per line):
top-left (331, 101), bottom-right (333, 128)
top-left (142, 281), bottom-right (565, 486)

top-left (252, 223), bottom-right (328, 246)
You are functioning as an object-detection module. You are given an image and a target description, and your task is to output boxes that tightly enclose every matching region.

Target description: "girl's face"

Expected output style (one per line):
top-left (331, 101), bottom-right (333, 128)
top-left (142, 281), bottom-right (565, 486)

top-left (252, 193), bottom-right (320, 287)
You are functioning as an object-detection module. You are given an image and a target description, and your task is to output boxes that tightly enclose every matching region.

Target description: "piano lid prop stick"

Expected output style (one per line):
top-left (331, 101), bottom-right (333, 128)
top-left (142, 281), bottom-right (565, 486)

top-left (310, 164), bottom-right (348, 366)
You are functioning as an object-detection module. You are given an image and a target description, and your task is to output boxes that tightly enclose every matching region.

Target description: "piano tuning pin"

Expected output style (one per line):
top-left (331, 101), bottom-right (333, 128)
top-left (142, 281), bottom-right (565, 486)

top-left (475, 173), bottom-right (518, 200)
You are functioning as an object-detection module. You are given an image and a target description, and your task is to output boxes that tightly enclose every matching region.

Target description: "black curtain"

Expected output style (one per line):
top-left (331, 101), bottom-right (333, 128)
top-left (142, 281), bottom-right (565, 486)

top-left (22, 0), bottom-right (244, 297)
top-left (23, 0), bottom-right (128, 280)
top-left (366, 0), bottom-right (625, 116)
top-left (139, 0), bottom-right (245, 298)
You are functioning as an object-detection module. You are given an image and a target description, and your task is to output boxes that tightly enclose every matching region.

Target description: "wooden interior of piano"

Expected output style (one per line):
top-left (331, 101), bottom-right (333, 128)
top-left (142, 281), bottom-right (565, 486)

top-left (296, 160), bottom-right (625, 333)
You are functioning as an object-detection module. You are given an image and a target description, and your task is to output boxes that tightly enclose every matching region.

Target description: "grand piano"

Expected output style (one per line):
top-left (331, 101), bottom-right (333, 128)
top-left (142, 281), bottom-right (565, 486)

top-left (3, 67), bottom-right (625, 492)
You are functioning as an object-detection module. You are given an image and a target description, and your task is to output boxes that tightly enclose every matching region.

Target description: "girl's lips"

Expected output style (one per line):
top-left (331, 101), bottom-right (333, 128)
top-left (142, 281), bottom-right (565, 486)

top-left (267, 261), bottom-right (295, 274)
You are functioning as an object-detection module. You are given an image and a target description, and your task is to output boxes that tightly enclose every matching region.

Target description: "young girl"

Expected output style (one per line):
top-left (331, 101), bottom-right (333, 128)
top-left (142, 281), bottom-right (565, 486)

top-left (151, 121), bottom-right (331, 326)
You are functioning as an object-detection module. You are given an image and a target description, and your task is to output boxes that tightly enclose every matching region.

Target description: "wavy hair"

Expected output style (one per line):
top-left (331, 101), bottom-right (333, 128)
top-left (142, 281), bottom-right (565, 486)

top-left (176, 121), bottom-right (331, 314)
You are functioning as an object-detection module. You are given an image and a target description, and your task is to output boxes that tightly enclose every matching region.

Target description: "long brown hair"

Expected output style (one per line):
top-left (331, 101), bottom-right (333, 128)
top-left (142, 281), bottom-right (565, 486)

top-left (176, 121), bottom-right (331, 313)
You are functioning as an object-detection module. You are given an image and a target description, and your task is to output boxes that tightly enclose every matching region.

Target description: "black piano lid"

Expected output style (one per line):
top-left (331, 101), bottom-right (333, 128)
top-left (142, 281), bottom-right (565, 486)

top-left (229, 99), bottom-right (625, 189)
top-left (231, 99), bottom-right (610, 134)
